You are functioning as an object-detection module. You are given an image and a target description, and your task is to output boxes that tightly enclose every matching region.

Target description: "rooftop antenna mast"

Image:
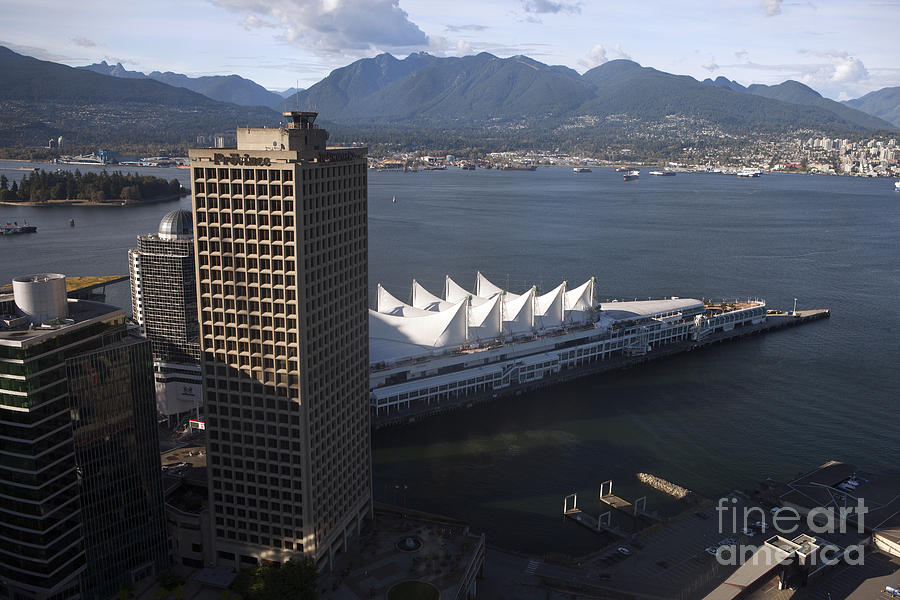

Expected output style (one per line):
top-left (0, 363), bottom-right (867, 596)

top-left (296, 79), bottom-right (300, 112)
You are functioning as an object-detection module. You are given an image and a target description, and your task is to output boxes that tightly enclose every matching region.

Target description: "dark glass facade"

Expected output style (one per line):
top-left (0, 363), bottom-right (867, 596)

top-left (66, 336), bottom-right (168, 600)
top-left (0, 302), bottom-right (167, 600)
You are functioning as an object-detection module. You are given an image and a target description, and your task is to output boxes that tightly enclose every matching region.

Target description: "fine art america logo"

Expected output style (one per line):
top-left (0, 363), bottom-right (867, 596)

top-left (213, 153), bottom-right (272, 167)
top-left (714, 496), bottom-right (867, 566)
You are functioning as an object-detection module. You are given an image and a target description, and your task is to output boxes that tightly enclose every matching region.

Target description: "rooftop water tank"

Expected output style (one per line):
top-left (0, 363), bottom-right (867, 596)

top-left (12, 273), bottom-right (68, 324)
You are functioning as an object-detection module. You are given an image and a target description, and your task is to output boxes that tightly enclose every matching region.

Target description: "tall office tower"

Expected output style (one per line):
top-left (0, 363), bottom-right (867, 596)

top-left (129, 210), bottom-right (203, 420)
top-left (0, 274), bottom-right (168, 600)
top-left (189, 112), bottom-right (371, 570)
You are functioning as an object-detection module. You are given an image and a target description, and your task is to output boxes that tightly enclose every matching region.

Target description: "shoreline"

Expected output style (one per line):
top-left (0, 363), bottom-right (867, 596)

top-left (0, 194), bottom-right (186, 207)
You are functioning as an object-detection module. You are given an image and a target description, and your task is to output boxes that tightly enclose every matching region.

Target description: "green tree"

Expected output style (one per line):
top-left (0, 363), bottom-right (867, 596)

top-left (233, 559), bottom-right (317, 600)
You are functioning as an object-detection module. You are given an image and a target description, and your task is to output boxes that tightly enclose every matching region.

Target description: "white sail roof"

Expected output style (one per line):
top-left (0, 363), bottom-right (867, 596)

top-left (376, 284), bottom-right (433, 317)
top-left (445, 275), bottom-right (493, 307)
top-left (468, 294), bottom-right (502, 341)
top-left (502, 287), bottom-right (535, 338)
top-left (564, 278), bottom-right (595, 324)
top-left (535, 282), bottom-right (566, 331)
top-left (411, 280), bottom-right (454, 311)
top-left (369, 299), bottom-right (469, 364)
top-left (475, 272), bottom-right (504, 298)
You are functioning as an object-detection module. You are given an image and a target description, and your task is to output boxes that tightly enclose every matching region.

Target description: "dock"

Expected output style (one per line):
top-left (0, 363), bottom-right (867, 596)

top-left (562, 493), bottom-right (626, 538)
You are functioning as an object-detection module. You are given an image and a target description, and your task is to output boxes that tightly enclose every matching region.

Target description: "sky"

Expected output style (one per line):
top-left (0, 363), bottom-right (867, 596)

top-left (2, 0), bottom-right (898, 100)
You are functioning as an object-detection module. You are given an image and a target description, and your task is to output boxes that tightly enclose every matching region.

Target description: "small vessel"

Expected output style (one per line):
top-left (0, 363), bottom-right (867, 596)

top-left (894, 181), bottom-right (900, 192)
top-left (69, 218), bottom-right (75, 227)
top-left (615, 166), bottom-right (634, 172)
top-left (737, 168), bottom-right (762, 177)
top-left (392, 196), bottom-right (396, 204)
top-left (501, 164), bottom-right (537, 171)
top-left (573, 167), bottom-right (592, 173)
top-left (649, 170), bottom-right (675, 176)
top-left (1, 220), bottom-right (37, 235)
top-left (623, 170), bottom-right (640, 181)
top-left (460, 163), bottom-right (475, 171)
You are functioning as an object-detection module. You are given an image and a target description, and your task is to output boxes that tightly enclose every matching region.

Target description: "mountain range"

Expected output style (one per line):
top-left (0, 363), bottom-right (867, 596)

top-left (78, 61), bottom-right (289, 108)
top-left (0, 45), bottom-right (896, 153)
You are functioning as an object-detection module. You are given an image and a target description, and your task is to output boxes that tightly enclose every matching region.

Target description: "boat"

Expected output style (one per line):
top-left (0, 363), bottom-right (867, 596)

top-left (501, 164), bottom-right (537, 171)
top-left (649, 170), bottom-right (675, 176)
top-left (70, 218), bottom-right (75, 227)
top-left (615, 166), bottom-right (635, 172)
top-left (894, 181), bottom-right (900, 192)
top-left (392, 196), bottom-right (396, 204)
top-left (573, 167), bottom-right (592, 173)
top-left (460, 163), bottom-right (476, 171)
top-left (623, 170), bottom-right (640, 181)
top-left (1, 221), bottom-right (37, 235)
top-left (737, 168), bottom-right (762, 177)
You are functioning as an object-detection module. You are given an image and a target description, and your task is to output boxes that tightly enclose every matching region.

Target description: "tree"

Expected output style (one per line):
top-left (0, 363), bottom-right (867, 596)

top-left (0, 174), bottom-right (7, 190)
top-left (233, 559), bottom-right (317, 600)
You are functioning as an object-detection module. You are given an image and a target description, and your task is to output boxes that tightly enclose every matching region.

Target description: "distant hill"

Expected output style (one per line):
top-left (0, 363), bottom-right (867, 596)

top-left (843, 87), bottom-right (900, 128)
top-left (278, 87), bottom-right (303, 99)
top-left (79, 61), bottom-right (284, 107)
top-left (1, 46), bottom-right (279, 148)
top-left (743, 80), bottom-right (892, 130)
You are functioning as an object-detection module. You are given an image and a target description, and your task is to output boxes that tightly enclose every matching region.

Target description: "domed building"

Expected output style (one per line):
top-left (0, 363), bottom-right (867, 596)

top-left (157, 208), bottom-right (193, 241)
top-left (128, 209), bottom-right (202, 422)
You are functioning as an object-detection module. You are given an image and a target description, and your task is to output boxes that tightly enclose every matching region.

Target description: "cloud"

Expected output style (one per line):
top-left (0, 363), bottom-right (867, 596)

top-left (762, 0), bottom-right (782, 16)
top-left (444, 24), bottom-right (489, 32)
top-left (702, 61), bottom-right (719, 71)
top-left (71, 36), bottom-right (97, 48)
top-left (213, 0), bottom-right (429, 55)
top-left (0, 40), bottom-right (74, 63)
top-left (734, 49), bottom-right (749, 61)
top-left (521, 0), bottom-right (580, 14)
top-left (799, 49), bottom-right (869, 83)
top-left (581, 43), bottom-right (630, 68)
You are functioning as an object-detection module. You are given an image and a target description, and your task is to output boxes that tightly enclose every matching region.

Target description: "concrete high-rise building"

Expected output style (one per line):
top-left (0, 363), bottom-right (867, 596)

top-left (0, 274), bottom-right (168, 600)
top-left (129, 210), bottom-right (203, 420)
top-left (188, 112), bottom-right (371, 570)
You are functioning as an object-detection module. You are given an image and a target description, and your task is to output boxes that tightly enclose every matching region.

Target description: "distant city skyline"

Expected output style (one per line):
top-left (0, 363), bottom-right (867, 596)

top-left (2, 0), bottom-right (898, 100)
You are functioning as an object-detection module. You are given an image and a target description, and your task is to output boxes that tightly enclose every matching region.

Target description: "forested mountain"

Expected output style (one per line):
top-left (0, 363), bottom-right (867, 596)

top-left (0, 47), bottom-right (279, 148)
top-left (743, 80), bottom-right (889, 130)
top-left (843, 87), bottom-right (900, 128)
top-left (78, 61), bottom-right (284, 107)
top-left (2, 46), bottom-right (896, 156)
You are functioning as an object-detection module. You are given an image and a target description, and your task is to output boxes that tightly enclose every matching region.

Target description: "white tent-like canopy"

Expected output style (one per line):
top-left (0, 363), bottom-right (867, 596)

top-left (369, 274), bottom-right (600, 364)
top-left (411, 280), bottom-right (454, 312)
top-left (370, 299), bottom-right (469, 364)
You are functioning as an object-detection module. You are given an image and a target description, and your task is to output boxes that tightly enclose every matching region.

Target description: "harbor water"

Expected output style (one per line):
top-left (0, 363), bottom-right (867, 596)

top-left (1, 161), bottom-right (897, 555)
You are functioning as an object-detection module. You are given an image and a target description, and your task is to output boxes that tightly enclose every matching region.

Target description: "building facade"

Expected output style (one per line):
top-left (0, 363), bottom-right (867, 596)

top-left (0, 274), bottom-right (168, 600)
top-left (129, 210), bottom-right (203, 420)
top-left (189, 112), bottom-right (371, 570)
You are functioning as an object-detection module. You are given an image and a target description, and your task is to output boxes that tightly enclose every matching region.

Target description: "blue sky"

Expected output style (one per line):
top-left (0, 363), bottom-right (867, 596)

top-left (2, 0), bottom-right (898, 100)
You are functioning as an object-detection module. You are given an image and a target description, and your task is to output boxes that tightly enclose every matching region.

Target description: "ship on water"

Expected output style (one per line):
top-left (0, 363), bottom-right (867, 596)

top-left (737, 168), bottom-right (762, 177)
top-left (368, 272), bottom-right (788, 425)
top-left (501, 164), bottom-right (537, 171)
top-left (623, 170), bottom-right (640, 181)
top-left (573, 167), bottom-right (592, 173)
top-left (1, 221), bottom-right (37, 235)
top-left (649, 170), bottom-right (675, 176)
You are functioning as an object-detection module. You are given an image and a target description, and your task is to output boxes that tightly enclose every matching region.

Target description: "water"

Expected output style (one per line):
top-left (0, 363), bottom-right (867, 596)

top-left (2, 161), bottom-right (898, 555)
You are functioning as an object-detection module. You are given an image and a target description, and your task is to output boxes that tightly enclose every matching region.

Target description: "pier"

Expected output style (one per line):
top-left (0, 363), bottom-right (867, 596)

top-left (562, 493), bottom-right (626, 538)
top-left (374, 306), bottom-right (830, 428)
